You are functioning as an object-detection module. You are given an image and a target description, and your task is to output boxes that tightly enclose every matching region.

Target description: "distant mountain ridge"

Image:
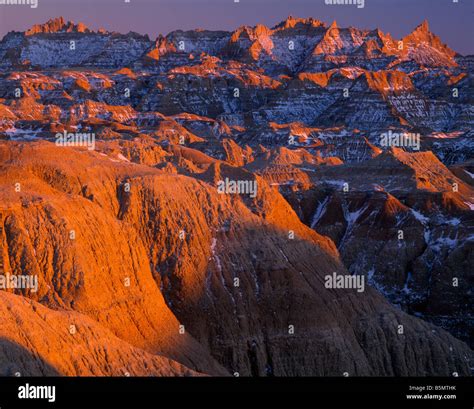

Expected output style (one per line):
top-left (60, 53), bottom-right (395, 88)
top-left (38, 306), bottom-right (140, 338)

top-left (0, 16), bottom-right (462, 71)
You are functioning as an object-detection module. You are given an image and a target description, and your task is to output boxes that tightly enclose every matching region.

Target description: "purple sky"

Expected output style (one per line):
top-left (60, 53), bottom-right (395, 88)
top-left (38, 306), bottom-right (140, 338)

top-left (0, 0), bottom-right (473, 55)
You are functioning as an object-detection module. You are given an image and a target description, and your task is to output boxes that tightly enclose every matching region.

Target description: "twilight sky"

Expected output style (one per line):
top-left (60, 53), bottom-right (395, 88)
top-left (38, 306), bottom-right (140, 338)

top-left (0, 0), bottom-right (473, 55)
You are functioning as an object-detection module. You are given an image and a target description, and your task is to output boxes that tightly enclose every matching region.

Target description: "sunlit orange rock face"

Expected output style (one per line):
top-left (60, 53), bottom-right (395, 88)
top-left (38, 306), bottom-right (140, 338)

top-left (25, 17), bottom-right (92, 36)
top-left (0, 291), bottom-right (201, 376)
top-left (0, 16), bottom-right (473, 377)
top-left (364, 71), bottom-right (415, 95)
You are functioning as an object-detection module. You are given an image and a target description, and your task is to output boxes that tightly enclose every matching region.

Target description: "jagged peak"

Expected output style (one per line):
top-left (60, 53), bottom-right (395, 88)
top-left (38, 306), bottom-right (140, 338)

top-left (272, 15), bottom-right (325, 30)
top-left (25, 17), bottom-right (93, 35)
top-left (328, 20), bottom-right (339, 30)
top-left (399, 19), bottom-right (458, 65)
top-left (374, 27), bottom-right (385, 37)
top-left (414, 19), bottom-right (430, 34)
top-left (403, 20), bottom-right (434, 42)
top-left (312, 20), bottom-right (343, 55)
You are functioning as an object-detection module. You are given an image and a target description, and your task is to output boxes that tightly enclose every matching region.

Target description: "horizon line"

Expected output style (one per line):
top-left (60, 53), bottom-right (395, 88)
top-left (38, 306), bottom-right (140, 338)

top-left (3, 15), bottom-right (466, 56)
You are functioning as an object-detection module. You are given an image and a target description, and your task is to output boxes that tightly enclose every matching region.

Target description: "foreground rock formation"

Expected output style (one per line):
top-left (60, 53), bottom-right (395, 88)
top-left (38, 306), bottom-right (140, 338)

top-left (0, 142), bottom-right (472, 376)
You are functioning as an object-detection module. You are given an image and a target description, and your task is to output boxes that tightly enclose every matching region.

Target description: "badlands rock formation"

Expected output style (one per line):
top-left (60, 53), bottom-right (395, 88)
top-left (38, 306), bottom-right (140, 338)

top-left (0, 16), bottom-right (472, 376)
